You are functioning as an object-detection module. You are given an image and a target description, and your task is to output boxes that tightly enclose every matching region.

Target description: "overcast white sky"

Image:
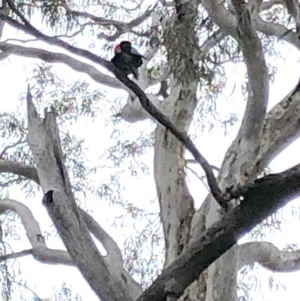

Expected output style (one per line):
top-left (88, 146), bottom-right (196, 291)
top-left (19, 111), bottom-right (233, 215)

top-left (0, 21), bottom-right (300, 301)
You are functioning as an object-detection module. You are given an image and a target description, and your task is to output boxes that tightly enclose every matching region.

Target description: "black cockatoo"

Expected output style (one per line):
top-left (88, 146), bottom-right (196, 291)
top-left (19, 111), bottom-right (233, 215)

top-left (111, 41), bottom-right (144, 80)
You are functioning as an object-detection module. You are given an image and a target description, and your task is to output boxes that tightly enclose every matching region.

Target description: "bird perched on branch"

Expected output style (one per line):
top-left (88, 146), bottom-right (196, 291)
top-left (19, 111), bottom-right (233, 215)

top-left (111, 41), bottom-right (144, 80)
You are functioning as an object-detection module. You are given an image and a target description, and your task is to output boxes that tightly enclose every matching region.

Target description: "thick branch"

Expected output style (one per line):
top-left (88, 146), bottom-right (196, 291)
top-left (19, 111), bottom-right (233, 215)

top-left (260, 0), bottom-right (284, 11)
top-left (232, 1), bottom-right (269, 140)
top-left (0, 197), bottom-right (134, 284)
top-left (26, 93), bottom-right (139, 301)
top-left (257, 80), bottom-right (300, 168)
top-left (202, 0), bottom-right (237, 36)
top-left (0, 198), bottom-right (47, 250)
top-left (0, 42), bottom-right (123, 89)
top-left (79, 207), bottom-right (142, 295)
top-left (255, 17), bottom-right (300, 50)
top-left (137, 163), bottom-right (300, 301)
top-left (0, 198), bottom-right (72, 265)
top-left (284, 0), bottom-right (300, 34)
top-left (0, 159), bottom-right (39, 184)
top-left (0, 158), bottom-right (126, 269)
top-left (238, 241), bottom-right (300, 272)
top-left (79, 208), bottom-right (123, 264)
top-left (202, 0), bottom-right (300, 51)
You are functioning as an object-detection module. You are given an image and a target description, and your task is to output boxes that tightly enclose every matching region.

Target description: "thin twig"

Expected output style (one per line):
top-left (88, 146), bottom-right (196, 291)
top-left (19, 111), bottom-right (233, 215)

top-left (113, 72), bottom-right (225, 206)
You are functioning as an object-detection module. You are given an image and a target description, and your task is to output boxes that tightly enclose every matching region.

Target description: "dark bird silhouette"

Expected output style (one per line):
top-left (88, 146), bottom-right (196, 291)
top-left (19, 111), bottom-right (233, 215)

top-left (111, 41), bottom-right (144, 80)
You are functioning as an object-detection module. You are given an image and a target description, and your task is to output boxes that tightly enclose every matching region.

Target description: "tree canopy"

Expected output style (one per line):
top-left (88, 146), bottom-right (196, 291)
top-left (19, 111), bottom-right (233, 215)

top-left (0, 0), bottom-right (300, 300)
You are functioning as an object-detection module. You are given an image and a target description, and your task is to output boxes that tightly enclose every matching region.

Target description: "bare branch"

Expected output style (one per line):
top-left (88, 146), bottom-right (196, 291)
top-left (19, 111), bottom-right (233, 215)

top-left (284, 0), bottom-right (300, 34)
top-left (0, 173), bottom-right (139, 293)
top-left (0, 247), bottom-right (73, 265)
top-left (0, 198), bottom-right (72, 265)
top-left (232, 1), bottom-right (269, 141)
top-left (3, 20), bottom-right (94, 42)
top-left (27, 93), bottom-right (139, 301)
top-left (0, 12), bottom-right (112, 70)
top-left (199, 30), bottom-right (227, 56)
top-left (257, 80), bottom-right (300, 168)
top-left (2, 12), bottom-right (223, 204)
top-left (202, 0), bottom-right (237, 36)
top-left (260, 0), bottom-right (284, 11)
top-left (255, 17), bottom-right (300, 50)
top-left (0, 51), bottom-right (9, 60)
top-left (0, 42), bottom-right (124, 89)
top-left (138, 163), bottom-right (300, 301)
top-left (79, 208), bottom-right (123, 264)
top-left (79, 208), bottom-right (142, 296)
top-left (0, 198), bottom-right (44, 249)
top-left (202, 0), bottom-right (300, 50)
top-left (62, 1), bottom-right (155, 41)
top-left (98, 10), bottom-right (156, 41)
top-left (238, 241), bottom-right (300, 272)
top-left (0, 158), bottom-right (139, 295)
top-left (0, 7), bottom-right (223, 205)
top-left (0, 249), bottom-right (33, 261)
top-left (0, 159), bottom-right (39, 184)
top-left (114, 72), bottom-right (225, 206)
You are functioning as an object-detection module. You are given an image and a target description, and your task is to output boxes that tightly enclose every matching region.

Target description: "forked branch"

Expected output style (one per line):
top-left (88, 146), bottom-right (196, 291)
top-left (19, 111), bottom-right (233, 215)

top-left (1, 0), bottom-right (224, 204)
top-left (137, 163), bottom-right (300, 301)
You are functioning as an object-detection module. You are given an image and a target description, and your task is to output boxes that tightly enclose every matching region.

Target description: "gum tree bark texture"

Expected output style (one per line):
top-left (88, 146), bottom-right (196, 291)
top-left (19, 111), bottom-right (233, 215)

top-left (26, 94), bottom-right (142, 301)
top-left (152, 2), bottom-right (300, 301)
top-left (1, 1), bottom-right (300, 301)
top-left (154, 0), bottom-right (198, 267)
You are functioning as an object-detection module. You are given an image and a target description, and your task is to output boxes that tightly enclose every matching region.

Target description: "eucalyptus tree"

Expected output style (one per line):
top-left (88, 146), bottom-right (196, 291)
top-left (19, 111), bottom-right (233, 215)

top-left (0, 0), bottom-right (300, 301)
